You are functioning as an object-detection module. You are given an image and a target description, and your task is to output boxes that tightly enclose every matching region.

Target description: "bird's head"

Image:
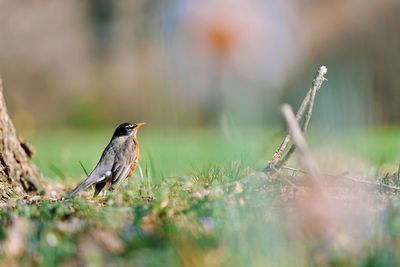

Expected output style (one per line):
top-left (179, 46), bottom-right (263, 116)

top-left (113, 122), bottom-right (146, 138)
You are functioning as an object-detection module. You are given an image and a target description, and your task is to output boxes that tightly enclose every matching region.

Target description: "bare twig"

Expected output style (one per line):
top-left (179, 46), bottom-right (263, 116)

top-left (295, 65), bottom-right (327, 128)
top-left (280, 104), bottom-right (320, 179)
top-left (280, 165), bottom-right (400, 192)
top-left (281, 165), bottom-right (308, 174)
top-left (265, 66), bottom-right (327, 174)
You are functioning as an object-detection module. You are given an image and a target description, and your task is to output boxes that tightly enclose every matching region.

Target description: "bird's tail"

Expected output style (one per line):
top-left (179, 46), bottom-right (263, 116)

top-left (66, 174), bottom-right (101, 199)
top-left (66, 181), bottom-right (88, 199)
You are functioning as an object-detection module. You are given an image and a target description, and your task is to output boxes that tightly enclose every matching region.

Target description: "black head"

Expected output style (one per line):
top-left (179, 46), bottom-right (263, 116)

top-left (112, 122), bottom-right (146, 138)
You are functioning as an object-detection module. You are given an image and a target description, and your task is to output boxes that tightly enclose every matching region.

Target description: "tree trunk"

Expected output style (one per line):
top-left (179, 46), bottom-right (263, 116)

top-left (0, 78), bottom-right (45, 202)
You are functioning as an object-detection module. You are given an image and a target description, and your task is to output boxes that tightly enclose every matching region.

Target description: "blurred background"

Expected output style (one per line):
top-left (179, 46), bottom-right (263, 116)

top-left (0, 0), bottom-right (399, 179)
top-left (2, 2), bottom-right (400, 266)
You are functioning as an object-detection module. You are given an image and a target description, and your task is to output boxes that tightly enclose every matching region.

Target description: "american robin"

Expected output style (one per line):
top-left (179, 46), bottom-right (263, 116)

top-left (67, 122), bottom-right (146, 198)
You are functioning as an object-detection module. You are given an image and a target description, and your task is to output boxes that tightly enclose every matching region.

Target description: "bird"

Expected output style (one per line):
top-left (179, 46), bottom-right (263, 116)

top-left (66, 122), bottom-right (146, 198)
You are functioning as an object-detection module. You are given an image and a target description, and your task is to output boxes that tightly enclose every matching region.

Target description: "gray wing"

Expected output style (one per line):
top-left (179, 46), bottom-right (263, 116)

top-left (89, 142), bottom-right (116, 183)
top-left (110, 141), bottom-right (136, 187)
top-left (67, 143), bottom-right (115, 198)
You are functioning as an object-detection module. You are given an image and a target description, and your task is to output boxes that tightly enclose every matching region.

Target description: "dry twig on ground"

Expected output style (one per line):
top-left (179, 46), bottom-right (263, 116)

top-left (265, 66), bottom-right (327, 175)
top-left (280, 104), bottom-right (320, 179)
top-left (280, 166), bottom-right (400, 192)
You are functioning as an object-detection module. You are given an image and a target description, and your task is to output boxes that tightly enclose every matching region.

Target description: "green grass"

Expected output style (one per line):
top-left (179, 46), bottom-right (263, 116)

top-left (29, 126), bottom-right (400, 183)
top-left (1, 127), bottom-right (400, 266)
top-left (29, 127), bottom-right (272, 182)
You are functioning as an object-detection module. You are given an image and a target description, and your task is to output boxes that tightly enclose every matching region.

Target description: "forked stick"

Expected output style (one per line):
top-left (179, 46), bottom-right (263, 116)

top-left (280, 104), bottom-right (320, 179)
top-left (265, 66), bottom-right (327, 174)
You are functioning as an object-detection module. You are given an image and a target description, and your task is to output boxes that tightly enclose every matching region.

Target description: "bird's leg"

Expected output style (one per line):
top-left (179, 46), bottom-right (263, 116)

top-left (94, 172), bottom-right (113, 198)
top-left (93, 181), bottom-right (107, 197)
top-left (109, 184), bottom-right (116, 193)
top-left (99, 184), bottom-right (114, 199)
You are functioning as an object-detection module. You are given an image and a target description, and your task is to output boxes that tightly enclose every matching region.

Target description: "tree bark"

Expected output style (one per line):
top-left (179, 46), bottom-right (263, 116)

top-left (0, 78), bottom-right (44, 202)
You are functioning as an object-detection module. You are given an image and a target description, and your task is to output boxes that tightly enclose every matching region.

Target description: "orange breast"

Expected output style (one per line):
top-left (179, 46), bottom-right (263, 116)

top-left (128, 136), bottom-right (140, 177)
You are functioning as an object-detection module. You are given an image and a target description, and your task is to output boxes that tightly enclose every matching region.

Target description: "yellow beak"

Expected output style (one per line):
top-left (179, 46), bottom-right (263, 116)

top-left (134, 122), bottom-right (146, 129)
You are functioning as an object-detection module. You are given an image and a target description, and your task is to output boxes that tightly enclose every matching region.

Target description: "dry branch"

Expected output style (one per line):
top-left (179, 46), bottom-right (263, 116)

top-left (280, 166), bottom-right (400, 192)
top-left (280, 104), bottom-right (320, 179)
top-left (265, 66), bottom-right (327, 174)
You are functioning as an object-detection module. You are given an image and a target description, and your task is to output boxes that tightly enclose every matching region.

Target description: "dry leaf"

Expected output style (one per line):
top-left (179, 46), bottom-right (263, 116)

top-left (234, 182), bottom-right (243, 193)
top-left (160, 199), bottom-right (169, 209)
